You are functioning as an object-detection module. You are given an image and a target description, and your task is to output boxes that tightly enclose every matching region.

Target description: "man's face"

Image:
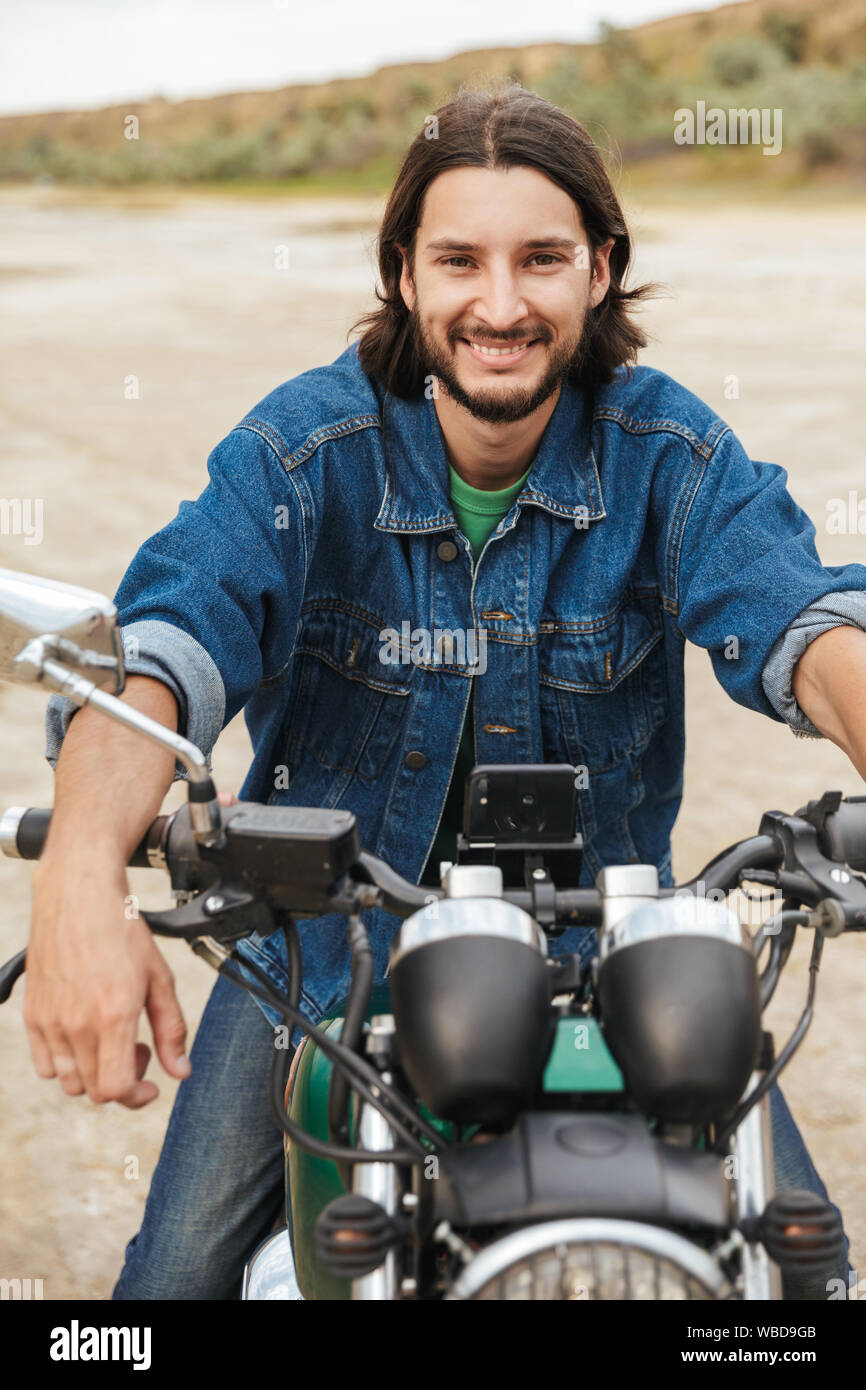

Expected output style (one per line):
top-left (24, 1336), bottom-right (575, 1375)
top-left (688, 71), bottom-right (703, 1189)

top-left (399, 165), bottom-right (612, 425)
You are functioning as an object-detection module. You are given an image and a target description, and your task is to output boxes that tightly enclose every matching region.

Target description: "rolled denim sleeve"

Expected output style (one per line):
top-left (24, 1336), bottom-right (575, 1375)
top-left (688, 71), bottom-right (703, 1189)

top-left (44, 620), bottom-right (225, 782)
top-left (44, 423), bottom-right (308, 782)
top-left (760, 591), bottom-right (866, 739)
top-left (668, 427), bottom-right (866, 720)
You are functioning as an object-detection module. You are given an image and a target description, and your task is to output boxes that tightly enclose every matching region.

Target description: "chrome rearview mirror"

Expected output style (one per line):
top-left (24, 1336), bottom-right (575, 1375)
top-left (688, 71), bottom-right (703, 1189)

top-left (0, 567), bottom-right (223, 848)
top-left (0, 567), bottom-right (125, 692)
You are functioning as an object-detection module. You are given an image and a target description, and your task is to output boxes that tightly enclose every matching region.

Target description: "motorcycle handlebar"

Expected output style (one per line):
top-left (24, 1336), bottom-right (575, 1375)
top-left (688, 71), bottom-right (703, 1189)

top-left (3, 798), bottom-right (866, 929)
top-left (0, 805), bottom-right (160, 869)
top-left (1, 796), bottom-right (865, 1005)
top-left (812, 796), bottom-right (866, 874)
top-left (0, 801), bottom-right (820, 913)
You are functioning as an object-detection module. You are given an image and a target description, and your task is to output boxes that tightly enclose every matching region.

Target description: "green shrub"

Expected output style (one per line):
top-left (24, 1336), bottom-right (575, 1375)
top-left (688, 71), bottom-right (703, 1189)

top-left (761, 11), bottom-right (810, 64)
top-left (708, 36), bottom-right (785, 87)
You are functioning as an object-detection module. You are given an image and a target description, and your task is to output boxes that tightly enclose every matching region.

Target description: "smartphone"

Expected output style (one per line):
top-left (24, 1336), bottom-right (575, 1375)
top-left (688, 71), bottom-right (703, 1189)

top-left (462, 763), bottom-right (579, 844)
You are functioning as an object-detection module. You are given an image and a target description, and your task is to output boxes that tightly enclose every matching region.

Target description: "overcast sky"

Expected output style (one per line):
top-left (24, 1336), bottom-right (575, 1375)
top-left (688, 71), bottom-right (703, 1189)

top-left (0, 0), bottom-right (723, 116)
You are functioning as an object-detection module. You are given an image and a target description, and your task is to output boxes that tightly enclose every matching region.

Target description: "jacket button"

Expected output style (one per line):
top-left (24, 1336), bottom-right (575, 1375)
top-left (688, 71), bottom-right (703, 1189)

top-left (405, 750), bottom-right (427, 770)
top-left (436, 539), bottom-right (458, 562)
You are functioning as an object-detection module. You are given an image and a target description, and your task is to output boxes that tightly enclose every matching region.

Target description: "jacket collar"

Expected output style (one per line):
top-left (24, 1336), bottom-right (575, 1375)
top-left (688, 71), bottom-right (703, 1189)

top-left (374, 375), bottom-right (606, 534)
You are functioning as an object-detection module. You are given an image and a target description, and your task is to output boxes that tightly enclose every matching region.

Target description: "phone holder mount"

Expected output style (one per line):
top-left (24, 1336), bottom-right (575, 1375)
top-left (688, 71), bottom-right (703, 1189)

top-left (455, 764), bottom-right (583, 930)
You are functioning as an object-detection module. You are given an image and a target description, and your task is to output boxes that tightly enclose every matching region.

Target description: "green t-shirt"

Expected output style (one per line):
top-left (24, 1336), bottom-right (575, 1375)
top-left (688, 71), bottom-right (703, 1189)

top-left (420, 458), bottom-right (535, 886)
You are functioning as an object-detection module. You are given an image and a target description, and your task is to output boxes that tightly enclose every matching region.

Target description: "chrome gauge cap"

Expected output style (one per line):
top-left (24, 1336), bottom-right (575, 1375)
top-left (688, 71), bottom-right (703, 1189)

top-left (599, 894), bottom-right (749, 961)
top-left (391, 897), bottom-right (547, 968)
top-left (596, 863), bottom-right (659, 933)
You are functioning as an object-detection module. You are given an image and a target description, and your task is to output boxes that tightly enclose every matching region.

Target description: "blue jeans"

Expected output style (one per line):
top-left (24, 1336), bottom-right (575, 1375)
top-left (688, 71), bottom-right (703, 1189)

top-left (113, 970), bottom-right (852, 1301)
top-left (113, 973), bottom-right (287, 1300)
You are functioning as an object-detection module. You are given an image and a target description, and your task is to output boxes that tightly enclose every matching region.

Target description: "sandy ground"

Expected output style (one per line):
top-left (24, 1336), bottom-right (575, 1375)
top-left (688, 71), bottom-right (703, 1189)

top-left (0, 184), bottom-right (864, 1300)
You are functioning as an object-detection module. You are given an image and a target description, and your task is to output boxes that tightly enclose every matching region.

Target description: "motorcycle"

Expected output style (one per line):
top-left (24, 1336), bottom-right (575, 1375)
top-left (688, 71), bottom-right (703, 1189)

top-left (0, 564), bottom-right (864, 1301)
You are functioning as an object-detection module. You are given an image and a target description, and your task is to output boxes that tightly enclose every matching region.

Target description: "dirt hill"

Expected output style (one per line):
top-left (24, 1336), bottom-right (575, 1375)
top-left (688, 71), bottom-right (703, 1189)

top-left (1, 0), bottom-right (863, 185)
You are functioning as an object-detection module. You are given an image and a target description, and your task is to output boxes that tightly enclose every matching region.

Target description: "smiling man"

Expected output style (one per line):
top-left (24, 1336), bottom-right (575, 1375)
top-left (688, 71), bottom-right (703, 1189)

top-left (403, 164), bottom-right (607, 444)
top-left (32, 82), bottom-right (866, 1301)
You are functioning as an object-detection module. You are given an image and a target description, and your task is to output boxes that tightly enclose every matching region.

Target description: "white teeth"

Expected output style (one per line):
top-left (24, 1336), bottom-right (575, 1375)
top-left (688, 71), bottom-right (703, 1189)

top-left (468, 339), bottom-right (534, 356)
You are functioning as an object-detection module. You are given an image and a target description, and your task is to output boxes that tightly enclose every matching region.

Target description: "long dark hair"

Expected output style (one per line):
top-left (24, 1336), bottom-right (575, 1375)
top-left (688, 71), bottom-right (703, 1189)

top-left (350, 79), bottom-right (657, 399)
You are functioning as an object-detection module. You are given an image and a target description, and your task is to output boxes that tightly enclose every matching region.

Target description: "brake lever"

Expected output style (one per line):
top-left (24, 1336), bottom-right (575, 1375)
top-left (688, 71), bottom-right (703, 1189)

top-left (0, 881), bottom-right (275, 1007)
top-left (140, 879), bottom-right (276, 944)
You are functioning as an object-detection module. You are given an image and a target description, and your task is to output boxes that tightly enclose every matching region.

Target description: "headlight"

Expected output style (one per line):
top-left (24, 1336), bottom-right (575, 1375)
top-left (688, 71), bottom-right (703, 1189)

top-left (446, 1219), bottom-right (731, 1300)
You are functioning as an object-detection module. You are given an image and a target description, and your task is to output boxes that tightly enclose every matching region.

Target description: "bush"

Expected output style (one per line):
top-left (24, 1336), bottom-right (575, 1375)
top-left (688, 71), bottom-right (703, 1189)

top-left (761, 11), bottom-right (810, 64)
top-left (596, 21), bottom-right (648, 75)
top-left (401, 77), bottom-right (433, 107)
top-left (708, 36), bottom-right (785, 87)
top-left (800, 128), bottom-right (842, 166)
top-left (536, 56), bottom-right (586, 111)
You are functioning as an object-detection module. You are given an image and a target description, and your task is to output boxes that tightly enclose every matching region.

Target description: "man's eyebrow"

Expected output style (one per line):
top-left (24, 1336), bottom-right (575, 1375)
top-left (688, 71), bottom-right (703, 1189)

top-left (424, 236), bottom-right (581, 254)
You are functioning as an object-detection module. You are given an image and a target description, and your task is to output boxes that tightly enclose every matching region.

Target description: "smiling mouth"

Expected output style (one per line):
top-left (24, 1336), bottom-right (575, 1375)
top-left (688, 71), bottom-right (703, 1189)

top-left (458, 337), bottom-right (542, 363)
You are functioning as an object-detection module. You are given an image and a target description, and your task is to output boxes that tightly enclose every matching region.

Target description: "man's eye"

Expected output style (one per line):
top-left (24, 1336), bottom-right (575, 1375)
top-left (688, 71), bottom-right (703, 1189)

top-left (441, 254), bottom-right (563, 269)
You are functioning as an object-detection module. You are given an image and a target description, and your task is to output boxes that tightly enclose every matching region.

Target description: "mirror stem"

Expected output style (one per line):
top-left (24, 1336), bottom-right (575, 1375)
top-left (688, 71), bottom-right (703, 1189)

top-left (39, 655), bottom-right (224, 847)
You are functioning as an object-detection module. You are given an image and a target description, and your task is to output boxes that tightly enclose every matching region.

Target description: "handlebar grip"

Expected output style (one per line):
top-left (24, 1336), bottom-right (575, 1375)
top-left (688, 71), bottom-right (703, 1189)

top-left (819, 797), bottom-right (866, 873)
top-left (13, 808), bottom-right (53, 862)
top-left (1, 807), bottom-right (159, 869)
top-left (0, 949), bottom-right (25, 1004)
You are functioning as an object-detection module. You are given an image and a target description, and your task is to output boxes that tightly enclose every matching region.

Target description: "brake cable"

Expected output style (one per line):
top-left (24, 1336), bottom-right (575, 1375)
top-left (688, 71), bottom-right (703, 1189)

top-left (712, 928), bottom-right (825, 1153)
top-left (213, 949), bottom-right (447, 1164)
top-left (228, 929), bottom-right (446, 1149)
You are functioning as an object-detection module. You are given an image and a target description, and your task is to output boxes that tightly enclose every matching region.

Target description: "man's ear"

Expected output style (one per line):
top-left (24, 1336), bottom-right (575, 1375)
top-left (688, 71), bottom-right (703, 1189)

top-left (397, 243), bottom-right (416, 312)
top-left (589, 237), bottom-right (615, 309)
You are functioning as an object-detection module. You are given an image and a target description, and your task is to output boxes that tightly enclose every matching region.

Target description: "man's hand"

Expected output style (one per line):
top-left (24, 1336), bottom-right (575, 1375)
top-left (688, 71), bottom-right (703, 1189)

top-left (24, 854), bottom-right (190, 1107)
top-left (792, 623), bottom-right (866, 782)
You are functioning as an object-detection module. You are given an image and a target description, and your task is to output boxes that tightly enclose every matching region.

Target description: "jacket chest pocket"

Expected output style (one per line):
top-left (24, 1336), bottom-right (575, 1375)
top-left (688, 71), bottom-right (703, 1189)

top-left (538, 593), bottom-right (667, 774)
top-left (282, 607), bottom-right (412, 800)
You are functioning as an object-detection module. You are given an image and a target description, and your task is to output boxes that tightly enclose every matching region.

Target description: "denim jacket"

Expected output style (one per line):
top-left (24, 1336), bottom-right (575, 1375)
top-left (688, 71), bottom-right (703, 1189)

top-left (45, 343), bottom-right (866, 1025)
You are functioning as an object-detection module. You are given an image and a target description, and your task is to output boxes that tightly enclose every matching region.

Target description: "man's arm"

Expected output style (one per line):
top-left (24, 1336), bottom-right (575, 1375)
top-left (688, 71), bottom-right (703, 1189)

top-left (27, 675), bottom-right (191, 1108)
top-left (792, 625), bottom-right (866, 782)
top-left (32, 423), bottom-right (311, 1104)
top-left (663, 425), bottom-right (866, 728)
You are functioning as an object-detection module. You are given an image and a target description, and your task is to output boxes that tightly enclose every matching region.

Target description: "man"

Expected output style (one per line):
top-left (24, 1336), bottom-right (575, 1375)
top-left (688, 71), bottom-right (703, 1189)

top-left (27, 83), bottom-right (866, 1300)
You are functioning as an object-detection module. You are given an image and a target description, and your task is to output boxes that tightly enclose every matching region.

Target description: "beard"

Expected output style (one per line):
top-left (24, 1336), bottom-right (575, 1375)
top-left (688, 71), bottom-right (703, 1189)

top-left (408, 303), bottom-right (593, 425)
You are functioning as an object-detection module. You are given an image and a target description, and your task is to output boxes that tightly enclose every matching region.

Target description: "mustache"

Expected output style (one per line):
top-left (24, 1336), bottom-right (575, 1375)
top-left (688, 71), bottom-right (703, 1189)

top-left (449, 327), bottom-right (552, 345)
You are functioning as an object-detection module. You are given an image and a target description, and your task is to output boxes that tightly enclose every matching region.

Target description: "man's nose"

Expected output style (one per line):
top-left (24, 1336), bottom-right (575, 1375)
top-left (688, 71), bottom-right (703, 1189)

top-left (471, 265), bottom-right (529, 332)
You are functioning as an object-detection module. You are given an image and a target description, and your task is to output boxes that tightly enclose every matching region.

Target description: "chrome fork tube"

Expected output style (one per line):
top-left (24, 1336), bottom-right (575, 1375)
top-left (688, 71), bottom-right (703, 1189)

top-left (351, 1071), bottom-right (399, 1300)
top-left (733, 1070), bottom-right (782, 1300)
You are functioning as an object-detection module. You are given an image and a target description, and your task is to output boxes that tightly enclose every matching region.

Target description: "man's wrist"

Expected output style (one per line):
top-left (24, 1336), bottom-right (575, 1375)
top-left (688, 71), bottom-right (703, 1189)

top-left (792, 624), bottom-right (866, 779)
top-left (35, 835), bottom-right (132, 880)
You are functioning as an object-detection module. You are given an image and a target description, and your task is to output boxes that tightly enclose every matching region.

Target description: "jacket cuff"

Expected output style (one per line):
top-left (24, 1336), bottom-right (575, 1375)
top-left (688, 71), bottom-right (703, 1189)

top-left (761, 590), bottom-right (866, 739)
top-left (44, 619), bottom-right (226, 781)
